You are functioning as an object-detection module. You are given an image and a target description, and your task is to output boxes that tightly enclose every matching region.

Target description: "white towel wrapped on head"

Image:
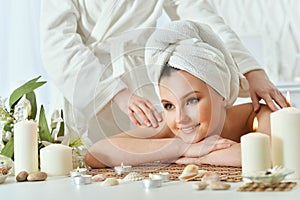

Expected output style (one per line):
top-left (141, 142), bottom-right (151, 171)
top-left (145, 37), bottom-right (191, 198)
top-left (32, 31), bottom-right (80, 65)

top-left (145, 20), bottom-right (245, 106)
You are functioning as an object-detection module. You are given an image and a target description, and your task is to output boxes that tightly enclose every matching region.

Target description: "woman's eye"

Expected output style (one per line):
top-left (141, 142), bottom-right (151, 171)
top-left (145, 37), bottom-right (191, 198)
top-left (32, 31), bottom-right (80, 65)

top-left (187, 97), bottom-right (200, 105)
top-left (163, 103), bottom-right (175, 110)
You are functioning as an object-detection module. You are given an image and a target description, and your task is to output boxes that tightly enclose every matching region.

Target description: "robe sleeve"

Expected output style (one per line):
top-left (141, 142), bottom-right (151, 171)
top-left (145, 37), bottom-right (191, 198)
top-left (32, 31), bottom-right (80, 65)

top-left (40, 0), bottom-right (126, 118)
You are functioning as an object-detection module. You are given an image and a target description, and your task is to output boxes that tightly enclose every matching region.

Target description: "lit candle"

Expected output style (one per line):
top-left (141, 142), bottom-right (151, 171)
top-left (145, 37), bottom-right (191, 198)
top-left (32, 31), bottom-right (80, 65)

top-left (149, 172), bottom-right (170, 182)
top-left (40, 143), bottom-right (73, 176)
top-left (70, 167), bottom-right (87, 177)
top-left (241, 117), bottom-right (271, 174)
top-left (271, 91), bottom-right (300, 179)
top-left (14, 120), bottom-right (39, 175)
top-left (73, 174), bottom-right (92, 185)
top-left (114, 162), bottom-right (132, 175)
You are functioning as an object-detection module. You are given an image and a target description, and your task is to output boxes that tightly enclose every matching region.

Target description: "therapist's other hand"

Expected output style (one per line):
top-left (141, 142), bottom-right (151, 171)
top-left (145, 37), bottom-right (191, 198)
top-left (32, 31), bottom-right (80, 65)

top-left (113, 89), bottom-right (162, 128)
top-left (245, 70), bottom-right (288, 112)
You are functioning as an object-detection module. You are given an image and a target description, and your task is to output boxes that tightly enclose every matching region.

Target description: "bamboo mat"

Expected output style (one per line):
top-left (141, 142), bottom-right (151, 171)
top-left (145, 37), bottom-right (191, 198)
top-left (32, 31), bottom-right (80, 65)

top-left (237, 182), bottom-right (297, 192)
top-left (88, 163), bottom-right (242, 182)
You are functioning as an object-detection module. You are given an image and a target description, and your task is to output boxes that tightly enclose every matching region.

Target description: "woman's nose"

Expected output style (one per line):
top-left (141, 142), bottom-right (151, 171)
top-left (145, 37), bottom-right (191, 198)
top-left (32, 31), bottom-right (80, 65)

top-left (175, 109), bottom-right (189, 124)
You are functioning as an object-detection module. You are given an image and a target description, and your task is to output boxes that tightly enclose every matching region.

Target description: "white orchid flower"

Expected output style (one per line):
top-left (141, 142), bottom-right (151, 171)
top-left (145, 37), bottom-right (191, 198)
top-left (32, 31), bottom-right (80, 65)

top-left (0, 97), bottom-right (5, 108)
top-left (23, 98), bottom-right (31, 118)
top-left (4, 131), bottom-right (12, 141)
top-left (50, 110), bottom-right (62, 128)
top-left (14, 96), bottom-right (31, 121)
top-left (0, 140), bottom-right (4, 151)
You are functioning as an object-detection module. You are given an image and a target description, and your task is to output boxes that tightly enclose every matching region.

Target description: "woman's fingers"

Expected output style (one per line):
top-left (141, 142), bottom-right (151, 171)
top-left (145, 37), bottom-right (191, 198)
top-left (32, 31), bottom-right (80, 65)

top-left (210, 143), bottom-right (232, 152)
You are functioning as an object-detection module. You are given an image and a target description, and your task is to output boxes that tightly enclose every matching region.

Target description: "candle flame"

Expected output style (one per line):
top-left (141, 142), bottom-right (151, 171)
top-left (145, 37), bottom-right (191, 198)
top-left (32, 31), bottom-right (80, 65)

top-left (286, 91), bottom-right (291, 107)
top-left (76, 166), bottom-right (80, 171)
top-left (253, 117), bottom-right (258, 131)
top-left (121, 162), bottom-right (124, 167)
top-left (54, 133), bottom-right (58, 142)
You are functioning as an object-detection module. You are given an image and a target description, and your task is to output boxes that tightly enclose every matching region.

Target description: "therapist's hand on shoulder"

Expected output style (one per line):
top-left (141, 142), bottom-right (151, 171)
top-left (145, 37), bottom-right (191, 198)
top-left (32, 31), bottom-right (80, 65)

top-left (113, 89), bottom-right (162, 128)
top-left (245, 70), bottom-right (288, 112)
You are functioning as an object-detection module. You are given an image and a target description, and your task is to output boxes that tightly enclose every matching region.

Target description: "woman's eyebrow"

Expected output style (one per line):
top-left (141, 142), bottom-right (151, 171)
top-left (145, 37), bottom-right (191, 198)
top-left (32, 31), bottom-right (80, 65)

top-left (180, 91), bottom-right (201, 100)
top-left (161, 91), bottom-right (201, 103)
top-left (161, 99), bottom-right (170, 103)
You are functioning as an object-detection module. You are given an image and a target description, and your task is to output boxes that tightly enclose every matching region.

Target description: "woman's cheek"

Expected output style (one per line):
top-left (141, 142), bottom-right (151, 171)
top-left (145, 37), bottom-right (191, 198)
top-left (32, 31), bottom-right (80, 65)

top-left (185, 104), bottom-right (201, 122)
top-left (165, 112), bottom-right (177, 133)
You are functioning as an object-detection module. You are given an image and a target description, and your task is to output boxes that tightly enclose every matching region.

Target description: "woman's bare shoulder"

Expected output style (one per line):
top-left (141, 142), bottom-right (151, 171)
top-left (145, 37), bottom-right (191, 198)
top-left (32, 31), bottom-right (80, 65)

top-left (225, 103), bottom-right (272, 140)
top-left (228, 103), bottom-right (255, 121)
top-left (222, 103), bottom-right (255, 142)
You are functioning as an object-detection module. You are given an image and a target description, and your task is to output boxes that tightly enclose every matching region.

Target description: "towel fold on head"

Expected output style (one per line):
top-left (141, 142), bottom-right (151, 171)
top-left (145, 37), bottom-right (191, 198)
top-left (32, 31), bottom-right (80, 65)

top-left (145, 20), bottom-right (245, 106)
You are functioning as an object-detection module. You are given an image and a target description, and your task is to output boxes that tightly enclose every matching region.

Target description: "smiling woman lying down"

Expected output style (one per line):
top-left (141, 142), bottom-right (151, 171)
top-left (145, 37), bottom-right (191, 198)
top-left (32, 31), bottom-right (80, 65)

top-left (85, 20), bottom-right (272, 169)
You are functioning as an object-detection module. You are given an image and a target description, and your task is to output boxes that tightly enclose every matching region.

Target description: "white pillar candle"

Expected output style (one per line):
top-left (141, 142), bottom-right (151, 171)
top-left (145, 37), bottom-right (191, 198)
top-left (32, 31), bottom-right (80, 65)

top-left (40, 144), bottom-right (73, 176)
top-left (241, 132), bottom-right (271, 174)
top-left (271, 107), bottom-right (300, 179)
top-left (14, 120), bottom-right (38, 175)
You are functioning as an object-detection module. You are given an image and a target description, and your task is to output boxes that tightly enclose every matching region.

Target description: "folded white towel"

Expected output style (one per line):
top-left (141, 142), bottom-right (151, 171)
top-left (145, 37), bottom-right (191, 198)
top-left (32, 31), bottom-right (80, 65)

top-left (145, 20), bottom-right (242, 106)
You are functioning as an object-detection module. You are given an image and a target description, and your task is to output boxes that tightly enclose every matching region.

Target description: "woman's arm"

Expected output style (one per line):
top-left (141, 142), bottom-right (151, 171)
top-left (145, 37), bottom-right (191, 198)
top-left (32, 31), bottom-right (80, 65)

top-left (86, 136), bottom-right (186, 168)
top-left (176, 143), bottom-right (241, 167)
top-left (198, 143), bottom-right (242, 167)
top-left (85, 123), bottom-right (183, 168)
top-left (85, 123), bottom-right (235, 168)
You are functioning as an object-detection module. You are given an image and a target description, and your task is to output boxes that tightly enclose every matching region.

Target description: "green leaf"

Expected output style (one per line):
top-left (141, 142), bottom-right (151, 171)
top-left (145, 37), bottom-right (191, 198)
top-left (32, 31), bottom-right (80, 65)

top-left (0, 139), bottom-right (14, 159)
top-left (57, 109), bottom-right (64, 137)
top-left (3, 122), bottom-right (13, 132)
top-left (25, 91), bottom-right (37, 120)
top-left (38, 105), bottom-right (53, 142)
top-left (9, 76), bottom-right (46, 109)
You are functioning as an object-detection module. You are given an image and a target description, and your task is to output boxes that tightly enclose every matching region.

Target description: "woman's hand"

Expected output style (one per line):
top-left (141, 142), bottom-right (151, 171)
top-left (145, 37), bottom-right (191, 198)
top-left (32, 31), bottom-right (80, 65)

top-left (176, 143), bottom-right (241, 167)
top-left (182, 135), bottom-right (236, 158)
top-left (245, 70), bottom-right (288, 112)
top-left (113, 89), bottom-right (162, 128)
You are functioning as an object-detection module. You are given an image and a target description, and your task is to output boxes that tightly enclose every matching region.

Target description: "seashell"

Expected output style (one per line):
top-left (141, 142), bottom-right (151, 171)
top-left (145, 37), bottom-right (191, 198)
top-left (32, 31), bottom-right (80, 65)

top-left (123, 172), bottom-right (145, 182)
top-left (197, 170), bottom-right (208, 178)
top-left (179, 164), bottom-right (205, 181)
top-left (192, 182), bottom-right (207, 190)
top-left (102, 177), bottom-right (119, 186)
top-left (202, 172), bottom-right (220, 184)
top-left (209, 182), bottom-right (231, 190)
top-left (91, 174), bottom-right (106, 182)
top-left (182, 164), bottom-right (199, 174)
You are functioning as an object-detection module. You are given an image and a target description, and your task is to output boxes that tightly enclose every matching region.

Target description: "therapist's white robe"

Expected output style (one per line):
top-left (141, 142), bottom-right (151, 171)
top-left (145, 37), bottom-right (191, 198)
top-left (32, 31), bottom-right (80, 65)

top-left (40, 0), bottom-right (261, 145)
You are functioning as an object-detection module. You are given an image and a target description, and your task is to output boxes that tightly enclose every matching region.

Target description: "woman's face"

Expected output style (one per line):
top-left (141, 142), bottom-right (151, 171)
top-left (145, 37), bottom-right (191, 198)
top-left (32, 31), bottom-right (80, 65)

top-left (159, 70), bottom-right (226, 144)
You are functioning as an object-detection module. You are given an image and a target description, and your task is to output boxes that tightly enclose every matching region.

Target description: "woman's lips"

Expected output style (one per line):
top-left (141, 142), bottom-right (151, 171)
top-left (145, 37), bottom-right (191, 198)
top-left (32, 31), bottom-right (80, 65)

top-left (179, 123), bottom-right (200, 134)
